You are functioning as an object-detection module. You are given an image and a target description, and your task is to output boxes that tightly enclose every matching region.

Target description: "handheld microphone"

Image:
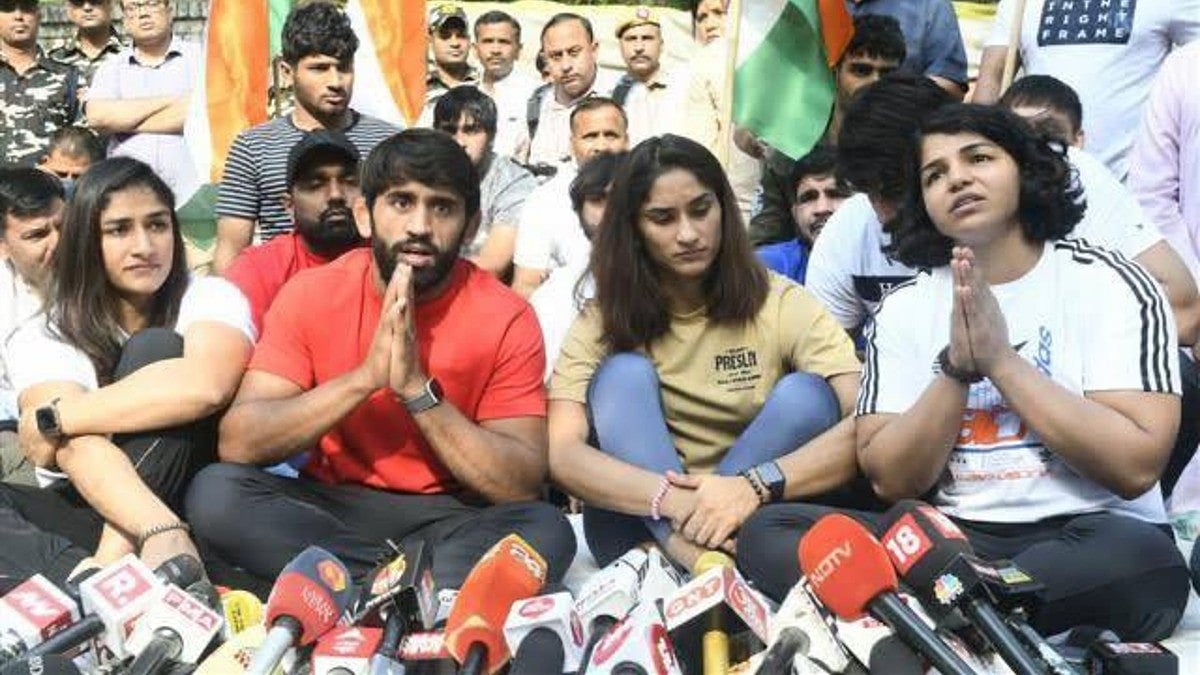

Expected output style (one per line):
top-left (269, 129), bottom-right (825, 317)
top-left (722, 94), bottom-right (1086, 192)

top-left (219, 589), bottom-right (265, 639)
top-left (311, 626), bottom-right (383, 675)
top-left (575, 548), bottom-right (644, 669)
top-left (503, 586), bottom-right (585, 674)
top-left (757, 626), bottom-right (809, 675)
top-left (509, 628), bottom-right (564, 675)
top-left (661, 555), bottom-right (773, 643)
top-left (443, 534), bottom-right (548, 675)
top-left (769, 582), bottom-right (853, 673)
top-left (124, 583), bottom-right (224, 675)
top-left (584, 599), bottom-right (683, 675)
top-left (878, 500), bottom-right (1046, 675)
top-left (354, 541), bottom-right (435, 675)
top-left (194, 624), bottom-right (269, 675)
top-left (0, 654), bottom-right (82, 675)
top-left (637, 549), bottom-right (683, 608)
top-left (396, 630), bottom-right (449, 661)
top-left (247, 546), bottom-right (356, 675)
top-left (798, 513), bottom-right (975, 675)
top-left (0, 576), bottom-right (81, 664)
top-left (695, 552), bottom-right (731, 675)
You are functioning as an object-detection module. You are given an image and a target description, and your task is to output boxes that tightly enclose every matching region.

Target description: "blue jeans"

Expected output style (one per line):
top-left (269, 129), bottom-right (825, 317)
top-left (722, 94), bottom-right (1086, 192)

top-left (582, 353), bottom-right (840, 566)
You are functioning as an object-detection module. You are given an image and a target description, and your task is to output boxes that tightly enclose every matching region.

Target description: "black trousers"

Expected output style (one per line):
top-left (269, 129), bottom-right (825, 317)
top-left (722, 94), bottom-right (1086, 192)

top-left (0, 329), bottom-right (217, 591)
top-left (736, 503), bottom-right (1189, 642)
top-left (185, 462), bottom-right (577, 592)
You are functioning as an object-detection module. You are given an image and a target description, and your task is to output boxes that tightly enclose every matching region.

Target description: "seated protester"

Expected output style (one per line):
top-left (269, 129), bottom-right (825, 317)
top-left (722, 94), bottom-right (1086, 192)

top-left (530, 151), bottom-right (625, 380)
top-left (808, 76), bottom-right (1200, 346)
top-left (38, 127), bottom-right (104, 196)
top-left (0, 158), bottom-right (254, 585)
top-left (548, 135), bottom-right (862, 569)
top-left (756, 146), bottom-right (850, 284)
top-left (512, 97), bottom-right (629, 298)
top-left (739, 105), bottom-right (1189, 641)
top-left (186, 130), bottom-right (576, 588)
top-left (1, 167), bottom-right (64, 485)
top-left (224, 130), bottom-right (365, 333)
top-left (433, 87), bottom-right (536, 279)
top-left (998, 74), bottom-right (1086, 149)
top-left (749, 14), bottom-right (904, 246)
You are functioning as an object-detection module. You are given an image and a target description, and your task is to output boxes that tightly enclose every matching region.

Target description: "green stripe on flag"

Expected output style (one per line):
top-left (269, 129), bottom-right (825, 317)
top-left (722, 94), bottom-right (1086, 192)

top-left (268, 0), bottom-right (292, 57)
top-left (734, 0), bottom-right (835, 160)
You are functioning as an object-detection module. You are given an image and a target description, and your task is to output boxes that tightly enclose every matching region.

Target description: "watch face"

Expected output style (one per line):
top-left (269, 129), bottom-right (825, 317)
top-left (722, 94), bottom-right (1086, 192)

top-left (36, 405), bottom-right (58, 434)
top-left (429, 378), bottom-right (444, 400)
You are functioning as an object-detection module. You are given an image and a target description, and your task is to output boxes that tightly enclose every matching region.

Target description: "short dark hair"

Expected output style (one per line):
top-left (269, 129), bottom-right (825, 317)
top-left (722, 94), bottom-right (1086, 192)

top-left (843, 14), bottom-right (906, 65)
top-left (570, 151), bottom-right (626, 214)
top-left (45, 127), bottom-right (103, 163)
top-left (998, 75), bottom-right (1084, 137)
top-left (281, 1), bottom-right (358, 66)
top-left (838, 74), bottom-right (954, 205)
top-left (535, 51), bottom-right (548, 77)
top-left (540, 13), bottom-right (593, 45)
top-left (0, 165), bottom-right (64, 230)
top-left (360, 129), bottom-right (480, 221)
top-left (474, 10), bottom-right (521, 42)
top-left (591, 135), bottom-right (768, 352)
top-left (889, 104), bottom-right (1086, 268)
top-left (570, 97), bottom-right (627, 134)
top-left (790, 145), bottom-right (839, 191)
top-left (433, 86), bottom-right (498, 140)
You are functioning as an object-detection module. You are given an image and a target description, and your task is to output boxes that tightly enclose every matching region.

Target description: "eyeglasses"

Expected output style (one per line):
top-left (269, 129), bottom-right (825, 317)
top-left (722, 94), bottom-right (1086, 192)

top-left (122, 0), bottom-right (165, 13)
top-left (0, 0), bottom-right (38, 14)
top-left (67, 0), bottom-right (110, 7)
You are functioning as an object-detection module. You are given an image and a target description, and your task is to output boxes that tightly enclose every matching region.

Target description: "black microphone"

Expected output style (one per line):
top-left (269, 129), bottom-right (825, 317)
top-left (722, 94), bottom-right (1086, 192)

top-left (757, 626), bottom-right (808, 675)
top-left (508, 627), bottom-right (564, 675)
top-left (877, 500), bottom-right (1045, 675)
top-left (0, 654), bottom-right (82, 675)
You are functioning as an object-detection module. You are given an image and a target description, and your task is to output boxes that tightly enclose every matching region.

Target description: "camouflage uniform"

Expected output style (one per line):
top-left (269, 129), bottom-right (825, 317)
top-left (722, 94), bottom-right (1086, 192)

top-left (0, 48), bottom-right (80, 166)
top-left (48, 30), bottom-right (123, 88)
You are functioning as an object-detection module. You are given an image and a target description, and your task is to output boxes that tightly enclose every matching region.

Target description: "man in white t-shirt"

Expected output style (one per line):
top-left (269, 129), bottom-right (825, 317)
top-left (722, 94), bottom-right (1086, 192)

top-left (973, 0), bottom-right (1200, 179)
top-left (0, 167), bottom-right (63, 485)
top-left (472, 10), bottom-right (539, 160)
top-left (809, 77), bottom-right (1200, 346)
top-left (512, 97), bottom-right (629, 298)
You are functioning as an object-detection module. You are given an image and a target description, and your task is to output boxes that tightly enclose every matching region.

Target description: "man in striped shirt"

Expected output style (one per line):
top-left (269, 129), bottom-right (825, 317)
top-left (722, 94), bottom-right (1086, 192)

top-left (212, 2), bottom-right (399, 274)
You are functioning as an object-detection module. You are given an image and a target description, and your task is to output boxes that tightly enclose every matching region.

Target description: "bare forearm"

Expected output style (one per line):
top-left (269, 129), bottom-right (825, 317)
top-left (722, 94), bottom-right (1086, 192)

top-left (57, 436), bottom-right (179, 535)
top-left (550, 439), bottom-right (667, 515)
top-left (987, 351), bottom-right (1176, 497)
top-left (134, 95), bottom-right (189, 134)
top-left (220, 370), bottom-right (374, 464)
top-left (87, 97), bottom-right (173, 133)
top-left (971, 48), bottom-right (1008, 104)
top-left (776, 417), bottom-right (860, 499)
top-left (413, 406), bottom-right (545, 503)
top-left (859, 378), bottom-right (967, 500)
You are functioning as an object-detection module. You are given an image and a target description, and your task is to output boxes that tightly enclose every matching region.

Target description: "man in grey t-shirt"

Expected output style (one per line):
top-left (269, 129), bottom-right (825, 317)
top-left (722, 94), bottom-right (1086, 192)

top-left (433, 86), bottom-right (535, 278)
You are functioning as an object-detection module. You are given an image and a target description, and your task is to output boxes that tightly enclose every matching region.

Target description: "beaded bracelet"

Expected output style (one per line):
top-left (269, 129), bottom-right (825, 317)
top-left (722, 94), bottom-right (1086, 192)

top-left (650, 476), bottom-right (672, 521)
top-left (136, 522), bottom-right (191, 549)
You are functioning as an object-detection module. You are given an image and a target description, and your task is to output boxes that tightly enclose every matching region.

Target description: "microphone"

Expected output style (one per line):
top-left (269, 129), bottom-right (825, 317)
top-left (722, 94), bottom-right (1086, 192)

top-left (575, 549), bottom-right (644, 669)
top-left (637, 549), bottom-right (683, 608)
top-left (124, 583), bottom-right (225, 675)
top-left (247, 546), bottom-right (356, 675)
top-left (797, 513), bottom-right (975, 675)
top-left (443, 534), bottom-right (548, 675)
top-left (694, 552), bottom-right (731, 675)
top-left (768, 582), bottom-right (854, 673)
top-left (584, 599), bottom-right (683, 675)
top-left (194, 623), bottom-right (267, 675)
top-left (396, 630), bottom-right (449, 662)
top-left (0, 654), bottom-right (82, 675)
top-left (0, 576), bottom-right (81, 664)
top-left (509, 628), bottom-right (564, 675)
top-left (311, 626), bottom-right (383, 675)
top-left (352, 541), bottom-right (435, 675)
top-left (503, 586), bottom-right (585, 674)
top-left (757, 626), bottom-right (809, 675)
top-left (878, 500), bottom-right (1045, 675)
top-left (661, 554), bottom-right (772, 645)
top-left (219, 589), bottom-right (265, 639)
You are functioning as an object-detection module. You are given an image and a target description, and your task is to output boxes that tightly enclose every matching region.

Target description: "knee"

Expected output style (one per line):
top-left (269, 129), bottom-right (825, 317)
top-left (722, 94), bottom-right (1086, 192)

top-left (184, 463), bottom-right (260, 544)
top-left (590, 353), bottom-right (659, 398)
top-left (736, 505), bottom-right (802, 602)
top-left (768, 372), bottom-right (839, 427)
top-left (504, 502), bottom-right (577, 583)
top-left (115, 328), bottom-right (184, 379)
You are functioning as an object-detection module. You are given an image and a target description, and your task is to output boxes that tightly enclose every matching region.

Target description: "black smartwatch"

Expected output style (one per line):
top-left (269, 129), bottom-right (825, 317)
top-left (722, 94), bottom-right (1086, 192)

top-left (753, 461), bottom-right (786, 502)
top-left (35, 398), bottom-right (64, 439)
top-left (402, 378), bottom-right (443, 414)
top-left (936, 346), bottom-right (983, 385)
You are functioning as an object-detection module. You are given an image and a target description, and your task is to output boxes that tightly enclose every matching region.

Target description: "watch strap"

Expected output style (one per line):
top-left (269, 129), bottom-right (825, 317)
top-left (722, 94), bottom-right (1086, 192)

top-left (403, 378), bottom-right (442, 414)
top-left (936, 346), bottom-right (983, 384)
top-left (753, 460), bottom-right (786, 502)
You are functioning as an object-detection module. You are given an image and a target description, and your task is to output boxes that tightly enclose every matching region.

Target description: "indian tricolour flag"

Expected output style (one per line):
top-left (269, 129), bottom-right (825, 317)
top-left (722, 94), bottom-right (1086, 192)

top-left (183, 0), bottom-right (425, 203)
top-left (733, 0), bottom-right (853, 159)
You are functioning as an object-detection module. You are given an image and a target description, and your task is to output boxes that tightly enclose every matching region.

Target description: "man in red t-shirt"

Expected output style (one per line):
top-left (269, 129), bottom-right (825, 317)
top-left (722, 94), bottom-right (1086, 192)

top-left (224, 130), bottom-right (367, 332)
top-left (186, 130), bottom-right (575, 589)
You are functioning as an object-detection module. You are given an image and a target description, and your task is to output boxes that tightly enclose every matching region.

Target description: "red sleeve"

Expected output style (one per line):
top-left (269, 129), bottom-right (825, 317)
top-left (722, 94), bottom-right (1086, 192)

top-left (223, 254), bottom-right (271, 333)
top-left (248, 278), bottom-right (316, 389)
top-left (476, 304), bottom-right (548, 420)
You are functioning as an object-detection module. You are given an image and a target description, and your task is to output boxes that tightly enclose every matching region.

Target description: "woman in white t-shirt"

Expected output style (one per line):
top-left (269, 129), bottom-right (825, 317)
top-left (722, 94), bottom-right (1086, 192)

top-left (739, 105), bottom-right (1189, 641)
top-left (0, 158), bottom-right (254, 589)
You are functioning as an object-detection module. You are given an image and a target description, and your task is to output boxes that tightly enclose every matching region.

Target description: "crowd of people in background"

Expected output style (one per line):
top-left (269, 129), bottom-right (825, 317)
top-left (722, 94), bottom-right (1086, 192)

top-left (4, 0), bottom-right (1200, 665)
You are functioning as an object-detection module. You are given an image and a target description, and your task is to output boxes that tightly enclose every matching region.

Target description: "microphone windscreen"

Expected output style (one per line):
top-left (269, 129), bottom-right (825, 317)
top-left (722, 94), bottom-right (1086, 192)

top-left (444, 534), bottom-right (548, 673)
top-left (877, 500), bottom-right (972, 586)
top-left (264, 546), bottom-right (355, 645)
top-left (798, 513), bottom-right (897, 620)
top-left (867, 633), bottom-right (926, 675)
top-left (154, 555), bottom-right (205, 588)
top-left (509, 627), bottom-right (565, 675)
top-left (0, 655), bottom-right (83, 675)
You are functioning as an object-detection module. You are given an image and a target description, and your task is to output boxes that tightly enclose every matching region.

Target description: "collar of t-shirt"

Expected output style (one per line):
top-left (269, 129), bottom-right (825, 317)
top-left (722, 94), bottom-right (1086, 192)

top-left (127, 36), bottom-right (184, 67)
top-left (287, 109), bottom-right (363, 136)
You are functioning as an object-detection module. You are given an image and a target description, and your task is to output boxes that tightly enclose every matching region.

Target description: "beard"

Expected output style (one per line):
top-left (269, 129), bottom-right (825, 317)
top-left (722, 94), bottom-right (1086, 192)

top-left (297, 204), bottom-right (363, 257)
top-left (372, 232), bottom-right (462, 293)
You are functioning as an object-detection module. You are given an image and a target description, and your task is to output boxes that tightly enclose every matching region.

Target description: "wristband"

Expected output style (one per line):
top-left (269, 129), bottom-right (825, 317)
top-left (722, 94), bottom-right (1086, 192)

top-left (650, 476), bottom-right (671, 521)
top-left (936, 345), bottom-right (983, 384)
top-left (740, 468), bottom-right (770, 505)
top-left (137, 522), bottom-right (191, 549)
